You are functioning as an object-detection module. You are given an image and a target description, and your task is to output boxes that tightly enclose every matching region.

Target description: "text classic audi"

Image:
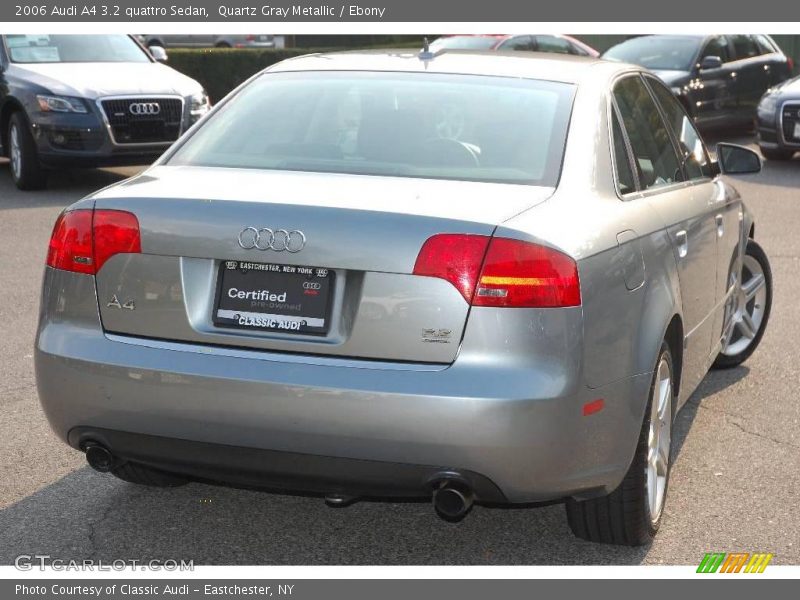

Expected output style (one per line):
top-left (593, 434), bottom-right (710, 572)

top-left (36, 50), bottom-right (772, 545)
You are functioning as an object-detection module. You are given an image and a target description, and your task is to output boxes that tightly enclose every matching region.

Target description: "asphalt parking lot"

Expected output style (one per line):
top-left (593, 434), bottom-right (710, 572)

top-left (0, 135), bottom-right (798, 566)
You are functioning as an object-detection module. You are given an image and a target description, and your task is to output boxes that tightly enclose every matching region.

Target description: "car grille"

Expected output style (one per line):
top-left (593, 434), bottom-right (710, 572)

top-left (100, 97), bottom-right (183, 144)
top-left (781, 102), bottom-right (800, 144)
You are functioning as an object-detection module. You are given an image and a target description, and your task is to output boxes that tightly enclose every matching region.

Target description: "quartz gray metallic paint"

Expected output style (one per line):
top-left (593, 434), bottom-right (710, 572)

top-left (35, 51), bottom-right (760, 504)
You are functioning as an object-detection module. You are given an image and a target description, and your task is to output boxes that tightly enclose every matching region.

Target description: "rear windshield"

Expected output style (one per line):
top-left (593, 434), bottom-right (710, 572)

top-left (603, 36), bottom-right (701, 71)
top-left (5, 34), bottom-right (149, 63)
top-left (167, 71), bottom-right (575, 187)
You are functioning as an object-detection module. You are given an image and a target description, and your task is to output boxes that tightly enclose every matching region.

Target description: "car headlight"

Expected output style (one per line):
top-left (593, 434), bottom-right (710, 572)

top-left (36, 94), bottom-right (88, 114)
top-left (757, 94), bottom-right (779, 119)
top-left (189, 90), bottom-right (210, 117)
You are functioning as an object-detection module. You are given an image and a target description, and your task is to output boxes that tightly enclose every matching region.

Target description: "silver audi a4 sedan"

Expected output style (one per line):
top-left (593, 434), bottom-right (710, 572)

top-left (36, 50), bottom-right (772, 545)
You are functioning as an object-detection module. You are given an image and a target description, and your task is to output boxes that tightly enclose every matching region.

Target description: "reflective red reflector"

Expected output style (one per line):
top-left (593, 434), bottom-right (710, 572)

top-left (413, 234), bottom-right (491, 303)
top-left (582, 398), bottom-right (605, 416)
top-left (93, 210), bottom-right (141, 273)
top-left (46, 210), bottom-right (94, 275)
top-left (46, 209), bottom-right (141, 275)
top-left (474, 238), bottom-right (581, 308)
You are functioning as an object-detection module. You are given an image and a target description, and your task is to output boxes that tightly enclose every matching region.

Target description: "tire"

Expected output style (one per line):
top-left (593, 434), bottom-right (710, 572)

top-left (111, 461), bottom-right (189, 487)
top-left (214, 41), bottom-right (232, 48)
top-left (713, 240), bottom-right (772, 369)
top-left (760, 147), bottom-right (795, 161)
top-left (566, 342), bottom-right (675, 545)
top-left (7, 112), bottom-right (47, 190)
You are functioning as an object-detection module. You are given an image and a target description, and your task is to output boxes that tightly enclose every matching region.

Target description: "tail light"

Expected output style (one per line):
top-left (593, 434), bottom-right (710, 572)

top-left (413, 234), bottom-right (580, 308)
top-left (789, 57), bottom-right (795, 73)
top-left (46, 209), bottom-right (141, 275)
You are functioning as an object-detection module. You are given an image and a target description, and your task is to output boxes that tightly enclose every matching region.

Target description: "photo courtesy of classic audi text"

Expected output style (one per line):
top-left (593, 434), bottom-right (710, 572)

top-left (0, 0), bottom-right (799, 596)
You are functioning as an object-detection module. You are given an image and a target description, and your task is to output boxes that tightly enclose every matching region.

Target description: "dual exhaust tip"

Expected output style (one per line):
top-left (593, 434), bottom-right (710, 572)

top-left (84, 443), bottom-right (115, 473)
top-left (85, 442), bottom-right (475, 520)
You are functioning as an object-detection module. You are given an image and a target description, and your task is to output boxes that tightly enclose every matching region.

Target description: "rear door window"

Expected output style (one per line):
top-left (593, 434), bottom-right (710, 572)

top-left (731, 35), bottom-right (759, 61)
top-left (645, 77), bottom-right (713, 180)
top-left (612, 75), bottom-right (683, 191)
top-left (611, 109), bottom-right (637, 195)
top-left (497, 36), bottom-right (534, 51)
top-left (534, 36), bottom-right (573, 54)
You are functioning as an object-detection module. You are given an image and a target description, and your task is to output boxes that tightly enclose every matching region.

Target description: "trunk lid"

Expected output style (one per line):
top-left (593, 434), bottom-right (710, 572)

top-left (92, 166), bottom-right (552, 363)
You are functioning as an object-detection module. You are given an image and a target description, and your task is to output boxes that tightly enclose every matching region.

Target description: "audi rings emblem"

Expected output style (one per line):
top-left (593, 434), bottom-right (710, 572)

top-left (237, 227), bottom-right (306, 253)
top-left (303, 281), bottom-right (322, 290)
top-left (129, 102), bottom-right (161, 116)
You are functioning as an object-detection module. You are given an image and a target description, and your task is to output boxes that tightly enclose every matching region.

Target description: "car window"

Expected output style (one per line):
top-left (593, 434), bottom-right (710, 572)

top-left (646, 77), bottom-right (713, 181)
top-left (701, 36), bottom-right (730, 64)
top-left (611, 109), bottom-right (637, 195)
top-left (4, 34), bottom-right (150, 63)
top-left (428, 36), bottom-right (501, 51)
top-left (534, 36), bottom-right (573, 54)
top-left (603, 36), bottom-right (702, 71)
top-left (731, 35), bottom-right (759, 61)
top-left (168, 71), bottom-right (576, 188)
top-left (753, 35), bottom-right (776, 55)
top-left (612, 76), bottom-right (683, 191)
top-left (497, 36), bottom-right (534, 51)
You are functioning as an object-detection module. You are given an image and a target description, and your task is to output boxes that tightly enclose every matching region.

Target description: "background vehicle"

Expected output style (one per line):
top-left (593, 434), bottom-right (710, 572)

top-left (429, 34), bottom-right (599, 56)
top-left (36, 51), bottom-right (771, 546)
top-left (0, 34), bottom-right (209, 190)
top-left (756, 75), bottom-right (800, 160)
top-left (603, 34), bottom-right (792, 129)
top-left (141, 34), bottom-right (279, 49)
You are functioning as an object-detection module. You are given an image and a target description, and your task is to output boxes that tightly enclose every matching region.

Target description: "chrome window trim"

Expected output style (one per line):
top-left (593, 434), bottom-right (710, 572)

top-left (95, 94), bottom-right (185, 147)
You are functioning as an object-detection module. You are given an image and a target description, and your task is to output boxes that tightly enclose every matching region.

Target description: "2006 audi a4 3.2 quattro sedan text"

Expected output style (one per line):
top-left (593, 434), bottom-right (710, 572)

top-left (35, 50), bottom-right (773, 545)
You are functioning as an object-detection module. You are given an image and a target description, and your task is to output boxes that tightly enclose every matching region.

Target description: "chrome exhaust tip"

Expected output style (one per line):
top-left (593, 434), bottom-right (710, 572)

top-left (433, 481), bottom-right (474, 520)
top-left (84, 443), bottom-right (114, 473)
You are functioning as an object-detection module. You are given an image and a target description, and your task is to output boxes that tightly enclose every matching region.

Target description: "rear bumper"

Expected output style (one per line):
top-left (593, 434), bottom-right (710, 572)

top-left (68, 427), bottom-right (507, 501)
top-left (35, 269), bottom-right (651, 504)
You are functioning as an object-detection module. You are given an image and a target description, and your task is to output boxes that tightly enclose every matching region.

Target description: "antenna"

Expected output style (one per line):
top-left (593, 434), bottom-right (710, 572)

top-left (419, 37), bottom-right (434, 61)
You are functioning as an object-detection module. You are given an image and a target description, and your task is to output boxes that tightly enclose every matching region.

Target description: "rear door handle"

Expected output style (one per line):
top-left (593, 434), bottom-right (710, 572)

top-left (676, 230), bottom-right (688, 258)
top-left (715, 214), bottom-right (724, 237)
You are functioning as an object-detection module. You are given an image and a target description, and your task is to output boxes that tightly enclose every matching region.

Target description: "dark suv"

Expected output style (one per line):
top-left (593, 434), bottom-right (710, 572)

top-left (603, 35), bottom-right (792, 130)
top-left (0, 34), bottom-right (209, 190)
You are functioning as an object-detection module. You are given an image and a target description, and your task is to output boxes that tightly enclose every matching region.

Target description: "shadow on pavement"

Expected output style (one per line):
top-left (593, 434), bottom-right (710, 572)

top-left (0, 461), bottom-right (652, 566)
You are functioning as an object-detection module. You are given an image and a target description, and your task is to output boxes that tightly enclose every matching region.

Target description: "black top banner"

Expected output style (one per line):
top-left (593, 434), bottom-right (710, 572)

top-left (1, 0), bottom-right (798, 22)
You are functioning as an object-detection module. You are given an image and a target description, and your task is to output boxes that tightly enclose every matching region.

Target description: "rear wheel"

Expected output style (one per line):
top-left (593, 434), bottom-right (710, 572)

top-left (112, 462), bottom-right (189, 487)
top-left (214, 41), bottom-right (232, 48)
top-left (713, 240), bottom-right (772, 369)
top-left (7, 112), bottom-right (47, 190)
top-left (760, 147), bottom-right (795, 161)
top-left (566, 342), bottom-right (674, 545)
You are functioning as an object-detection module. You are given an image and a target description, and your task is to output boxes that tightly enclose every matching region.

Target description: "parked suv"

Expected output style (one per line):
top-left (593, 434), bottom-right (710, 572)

top-left (0, 34), bottom-right (209, 190)
top-left (603, 35), bottom-right (792, 130)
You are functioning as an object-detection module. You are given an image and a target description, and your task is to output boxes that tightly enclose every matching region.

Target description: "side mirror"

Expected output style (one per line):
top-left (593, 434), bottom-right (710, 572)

top-left (699, 55), bottom-right (723, 70)
top-left (717, 143), bottom-right (761, 175)
top-left (149, 45), bottom-right (168, 63)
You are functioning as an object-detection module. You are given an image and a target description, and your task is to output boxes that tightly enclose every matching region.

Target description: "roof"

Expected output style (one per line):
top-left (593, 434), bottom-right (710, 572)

top-left (265, 49), bottom-right (631, 85)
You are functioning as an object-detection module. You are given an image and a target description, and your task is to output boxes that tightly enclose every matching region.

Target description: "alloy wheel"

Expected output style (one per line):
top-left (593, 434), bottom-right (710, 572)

top-left (721, 254), bottom-right (768, 357)
top-left (9, 123), bottom-right (21, 180)
top-left (646, 354), bottom-right (672, 524)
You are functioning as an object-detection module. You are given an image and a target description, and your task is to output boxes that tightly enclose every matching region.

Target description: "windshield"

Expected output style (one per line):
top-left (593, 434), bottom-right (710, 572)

top-left (167, 71), bottom-right (575, 187)
top-left (603, 36), bottom-right (701, 71)
top-left (429, 36), bottom-right (502, 51)
top-left (5, 34), bottom-right (150, 64)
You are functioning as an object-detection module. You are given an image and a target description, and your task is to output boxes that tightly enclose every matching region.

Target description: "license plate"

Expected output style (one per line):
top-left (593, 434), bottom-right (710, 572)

top-left (214, 260), bottom-right (333, 335)
top-left (794, 122), bottom-right (800, 140)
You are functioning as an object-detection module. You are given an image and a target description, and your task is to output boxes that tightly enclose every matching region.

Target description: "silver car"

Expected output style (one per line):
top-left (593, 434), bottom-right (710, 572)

top-left (35, 50), bottom-right (772, 545)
